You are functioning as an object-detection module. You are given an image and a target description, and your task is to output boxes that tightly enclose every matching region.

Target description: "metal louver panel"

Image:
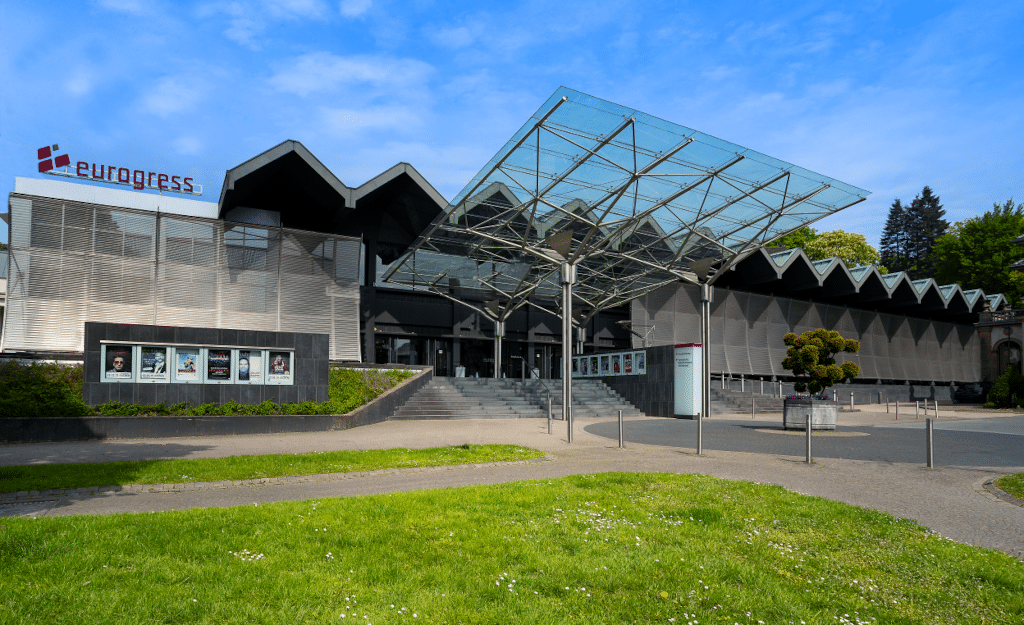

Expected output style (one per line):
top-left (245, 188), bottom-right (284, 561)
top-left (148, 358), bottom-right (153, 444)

top-left (3, 194), bottom-right (362, 361)
top-left (631, 283), bottom-right (980, 382)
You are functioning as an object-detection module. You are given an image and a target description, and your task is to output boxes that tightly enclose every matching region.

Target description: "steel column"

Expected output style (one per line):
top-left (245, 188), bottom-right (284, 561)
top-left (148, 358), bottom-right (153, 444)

top-left (562, 263), bottom-right (576, 442)
top-left (493, 320), bottom-right (504, 379)
top-left (701, 284), bottom-right (712, 429)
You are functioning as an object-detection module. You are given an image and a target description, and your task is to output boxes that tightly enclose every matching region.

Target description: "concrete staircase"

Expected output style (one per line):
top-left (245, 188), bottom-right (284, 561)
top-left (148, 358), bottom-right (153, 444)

top-left (710, 388), bottom-right (784, 415)
top-left (390, 377), bottom-right (645, 420)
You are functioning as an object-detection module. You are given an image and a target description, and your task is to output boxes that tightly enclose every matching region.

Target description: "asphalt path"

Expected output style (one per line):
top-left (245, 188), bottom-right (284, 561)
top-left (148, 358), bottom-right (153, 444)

top-left (586, 416), bottom-right (1024, 469)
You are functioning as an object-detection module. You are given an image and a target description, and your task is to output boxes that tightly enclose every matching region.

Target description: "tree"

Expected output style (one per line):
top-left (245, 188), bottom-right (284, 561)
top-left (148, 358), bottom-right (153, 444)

top-left (0, 243), bottom-right (7, 251)
top-left (803, 230), bottom-right (886, 271)
top-left (781, 329), bottom-right (861, 395)
top-left (770, 226), bottom-right (818, 250)
top-left (932, 199), bottom-right (1024, 305)
top-left (879, 199), bottom-right (908, 272)
top-left (905, 186), bottom-right (948, 279)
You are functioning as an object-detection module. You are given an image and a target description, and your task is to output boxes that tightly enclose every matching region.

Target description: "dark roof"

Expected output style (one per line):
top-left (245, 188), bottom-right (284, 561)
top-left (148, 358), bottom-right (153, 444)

top-left (218, 141), bottom-right (446, 260)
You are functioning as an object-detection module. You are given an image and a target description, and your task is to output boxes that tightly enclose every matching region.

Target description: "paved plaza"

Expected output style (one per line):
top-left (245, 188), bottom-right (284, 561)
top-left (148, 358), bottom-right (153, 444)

top-left (1, 405), bottom-right (1022, 560)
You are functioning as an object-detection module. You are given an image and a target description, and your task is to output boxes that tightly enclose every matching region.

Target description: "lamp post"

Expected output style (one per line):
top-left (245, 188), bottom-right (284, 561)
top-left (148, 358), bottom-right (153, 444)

top-left (561, 262), bottom-right (576, 441)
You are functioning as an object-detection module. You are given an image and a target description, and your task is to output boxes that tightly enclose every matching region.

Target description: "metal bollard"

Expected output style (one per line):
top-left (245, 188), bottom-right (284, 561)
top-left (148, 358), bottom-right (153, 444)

top-left (618, 409), bottom-right (624, 449)
top-left (895, 399), bottom-right (899, 420)
top-left (926, 418), bottom-right (934, 468)
top-left (547, 393), bottom-right (552, 434)
top-left (878, 390), bottom-right (882, 404)
top-left (805, 415), bottom-right (812, 464)
top-left (886, 399), bottom-right (889, 414)
top-left (740, 375), bottom-right (745, 393)
top-left (850, 392), bottom-right (854, 410)
top-left (697, 411), bottom-right (703, 455)
top-left (934, 399), bottom-right (938, 420)
top-left (760, 378), bottom-right (764, 395)
top-left (751, 397), bottom-right (755, 419)
top-left (916, 401), bottom-right (919, 419)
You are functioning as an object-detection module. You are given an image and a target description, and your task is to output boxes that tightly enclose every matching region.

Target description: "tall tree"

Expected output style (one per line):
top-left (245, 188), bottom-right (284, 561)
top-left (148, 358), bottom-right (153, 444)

top-left (769, 226), bottom-right (818, 250)
top-left (879, 199), bottom-right (908, 272)
top-left (804, 230), bottom-right (885, 271)
top-left (904, 186), bottom-right (948, 279)
top-left (933, 199), bottom-right (1024, 305)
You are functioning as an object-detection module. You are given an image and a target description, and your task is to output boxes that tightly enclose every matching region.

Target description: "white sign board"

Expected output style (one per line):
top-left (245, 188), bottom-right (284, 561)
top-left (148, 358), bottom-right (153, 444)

top-left (674, 344), bottom-right (702, 418)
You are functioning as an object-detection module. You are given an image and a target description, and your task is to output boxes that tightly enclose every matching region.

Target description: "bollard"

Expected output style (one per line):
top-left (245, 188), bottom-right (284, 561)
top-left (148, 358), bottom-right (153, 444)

top-left (751, 397), bottom-right (755, 419)
top-left (850, 392), bottom-right (854, 410)
top-left (916, 401), bottom-right (919, 419)
top-left (895, 399), bottom-right (899, 420)
top-left (618, 409), bottom-right (624, 449)
top-left (926, 418), bottom-right (934, 468)
top-left (886, 399), bottom-right (889, 414)
top-left (779, 381), bottom-right (783, 397)
top-left (547, 393), bottom-right (552, 434)
top-left (740, 375), bottom-right (745, 393)
top-left (805, 414), bottom-right (812, 464)
top-left (697, 411), bottom-right (703, 455)
top-left (760, 378), bottom-right (764, 395)
top-left (934, 399), bottom-right (938, 420)
top-left (878, 390), bottom-right (882, 404)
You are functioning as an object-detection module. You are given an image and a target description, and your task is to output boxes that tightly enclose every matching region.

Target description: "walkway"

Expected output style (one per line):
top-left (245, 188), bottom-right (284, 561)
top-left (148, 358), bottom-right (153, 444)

top-left (1, 405), bottom-right (1022, 560)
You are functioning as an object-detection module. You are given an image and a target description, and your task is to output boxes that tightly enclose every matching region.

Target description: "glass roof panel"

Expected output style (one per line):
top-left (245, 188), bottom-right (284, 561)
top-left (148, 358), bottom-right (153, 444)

top-left (385, 87), bottom-right (870, 321)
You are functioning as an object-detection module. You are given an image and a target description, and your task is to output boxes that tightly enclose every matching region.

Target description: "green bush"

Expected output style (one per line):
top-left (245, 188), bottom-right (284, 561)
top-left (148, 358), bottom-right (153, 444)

top-left (0, 361), bottom-right (90, 418)
top-left (0, 362), bottom-right (417, 418)
top-left (780, 329), bottom-right (860, 395)
top-left (986, 365), bottom-right (1024, 408)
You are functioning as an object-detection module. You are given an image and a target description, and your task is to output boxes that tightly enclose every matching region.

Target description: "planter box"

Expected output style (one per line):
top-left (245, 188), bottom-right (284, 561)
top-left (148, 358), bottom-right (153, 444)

top-left (783, 398), bottom-right (837, 430)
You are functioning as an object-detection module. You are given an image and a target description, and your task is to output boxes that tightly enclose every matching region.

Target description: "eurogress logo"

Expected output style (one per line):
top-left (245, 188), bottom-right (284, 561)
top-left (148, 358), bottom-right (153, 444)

top-left (37, 142), bottom-right (201, 196)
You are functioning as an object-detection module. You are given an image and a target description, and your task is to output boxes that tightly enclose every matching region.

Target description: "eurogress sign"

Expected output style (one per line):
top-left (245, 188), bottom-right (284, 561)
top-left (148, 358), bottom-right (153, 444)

top-left (37, 143), bottom-right (202, 196)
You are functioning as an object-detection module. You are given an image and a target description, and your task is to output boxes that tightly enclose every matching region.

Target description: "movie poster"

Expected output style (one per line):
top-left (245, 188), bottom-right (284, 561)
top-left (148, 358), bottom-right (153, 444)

top-left (176, 348), bottom-right (199, 382)
top-left (590, 356), bottom-right (599, 377)
top-left (623, 352), bottom-right (633, 374)
top-left (581, 357), bottom-right (589, 376)
top-left (635, 351), bottom-right (646, 375)
top-left (611, 354), bottom-right (621, 375)
top-left (572, 357), bottom-right (579, 377)
top-left (600, 355), bottom-right (610, 375)
top-left (207, 349), bottom-right (231, 381)
top-left (237, 350), bottom-right (262, 383)
top-left (104, 345), bottom-right (133, 380)
top-left (139, 346), bottom-right (169, 381)
top-left (268, 351), bottom-right (292, 383)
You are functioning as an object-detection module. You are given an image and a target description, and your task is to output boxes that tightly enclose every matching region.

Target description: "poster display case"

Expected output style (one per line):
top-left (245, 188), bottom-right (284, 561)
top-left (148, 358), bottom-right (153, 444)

top-left (572, 350), bottom-right (647, 378)
top-left (100, 341), bottom-right (293, 385)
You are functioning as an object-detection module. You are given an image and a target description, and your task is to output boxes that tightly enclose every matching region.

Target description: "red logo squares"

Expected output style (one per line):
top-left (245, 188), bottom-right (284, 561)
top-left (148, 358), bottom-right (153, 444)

top-left (38, 143), bottom-right (70, 173)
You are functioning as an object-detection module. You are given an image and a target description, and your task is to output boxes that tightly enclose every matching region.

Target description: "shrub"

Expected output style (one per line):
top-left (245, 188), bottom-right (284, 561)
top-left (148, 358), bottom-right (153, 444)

top-left (0, 361), bottom-right (90, 418)
top-left (781, 329), bottom-right (860, 395)
top-left (986, 365), bottom-right (1024, 408)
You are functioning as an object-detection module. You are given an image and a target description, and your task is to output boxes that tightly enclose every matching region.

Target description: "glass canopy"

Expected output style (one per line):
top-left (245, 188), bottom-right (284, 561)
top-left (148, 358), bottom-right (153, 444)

top-left (384, 87), bottom-right (870, 322)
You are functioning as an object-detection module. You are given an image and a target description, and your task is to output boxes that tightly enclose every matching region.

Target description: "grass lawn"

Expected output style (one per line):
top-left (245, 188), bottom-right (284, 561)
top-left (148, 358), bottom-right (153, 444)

top-left (994, 473), bottom-right (1024, 500)
top-left (0, 445), bottom-right (542, 493)
top-left (2, 473), bottom-right (1021, 624)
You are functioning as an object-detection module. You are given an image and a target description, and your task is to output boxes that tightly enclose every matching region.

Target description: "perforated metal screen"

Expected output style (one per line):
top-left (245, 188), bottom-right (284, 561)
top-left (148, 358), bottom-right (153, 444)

top-left (633, 283), bottom-right (979, 382)
top-left (3, 194), bottom-right (361, 360)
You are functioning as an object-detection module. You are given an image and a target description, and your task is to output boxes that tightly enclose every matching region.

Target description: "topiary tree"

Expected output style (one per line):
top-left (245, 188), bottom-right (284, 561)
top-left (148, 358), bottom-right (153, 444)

top-left (781, 329), bottom-right (861, 396)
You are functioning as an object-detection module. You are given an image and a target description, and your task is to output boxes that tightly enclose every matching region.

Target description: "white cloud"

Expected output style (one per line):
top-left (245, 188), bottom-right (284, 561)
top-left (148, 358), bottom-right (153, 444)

top-left (65, 68), bottom-right (96, 96)
top-left (269, 52), bottom-right (433, 97)
top-left (97, 0), bottom-right (148, 15)
top-left (140, 75), bottom-right (209, 117)
top-left (339, 0), bottom-right (371, 18)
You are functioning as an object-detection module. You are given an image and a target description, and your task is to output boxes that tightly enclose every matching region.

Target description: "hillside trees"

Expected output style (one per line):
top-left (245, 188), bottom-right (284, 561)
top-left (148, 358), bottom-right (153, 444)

top-left (932, 199), bottom-right (1024, 305)
top-left (879, 186), bottom-right (948, 279)
top-left (770, 228), bottom-right (885, 271)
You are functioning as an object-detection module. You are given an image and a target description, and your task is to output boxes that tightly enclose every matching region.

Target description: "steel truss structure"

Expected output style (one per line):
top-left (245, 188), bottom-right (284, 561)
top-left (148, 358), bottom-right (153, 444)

top-left (385, 87), bottom-right (869, 322)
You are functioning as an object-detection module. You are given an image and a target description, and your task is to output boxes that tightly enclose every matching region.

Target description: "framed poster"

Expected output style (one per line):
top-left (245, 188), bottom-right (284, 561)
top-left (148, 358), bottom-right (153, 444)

top-left (611, 354), bottom-right (621, 375)
top-left (599, 355), bottom-right (610, 375)
top-left (590, 356), bottom-right (599, 377)
top-left (139, 346), bottom-right (169, 382)
top-left (580, 357), bottom-right (589, 376)
top-left (623, 352), bottom-right (633, 374)
top-left (102, 344), bottom-right (134, 382)
top-left (267, 351), bottom-right (294, 385)
top-left (175, 348), bottom-right (200, 382)
top-left (635, 351), bottom-right (647, 375)
top-left (571, 357), bottom-right (580, 378)
top-left (236, 349), bottom-right (264, 384)
top-left (206, 349), bottom-right (232, 382)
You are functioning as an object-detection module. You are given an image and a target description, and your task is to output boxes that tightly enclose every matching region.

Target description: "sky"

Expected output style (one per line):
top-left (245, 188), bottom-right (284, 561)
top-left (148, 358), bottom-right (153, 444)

top-left (2, 0), bottom-right (1023, 247)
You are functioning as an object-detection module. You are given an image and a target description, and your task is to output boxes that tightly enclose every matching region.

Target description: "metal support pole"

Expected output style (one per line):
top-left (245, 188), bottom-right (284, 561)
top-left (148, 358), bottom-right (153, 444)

top-left (805, 415), bottom-right (812, 464)
top-left (696, 411), bottom-right (703, 455)
top-left (751, 397), bottom-right (755, 419)
top-left (561, 263), bottom-right (575, 443)
top-left (547, 393), bottom-right (552, 434)
top-left (618, 409), bottom-right (624, 449)
top-left (926, 418), bottom-right (934, 468)
top-left (492, 320), bottom-right (504, 379)
top-left (700, 284), bottom-right (712, 432)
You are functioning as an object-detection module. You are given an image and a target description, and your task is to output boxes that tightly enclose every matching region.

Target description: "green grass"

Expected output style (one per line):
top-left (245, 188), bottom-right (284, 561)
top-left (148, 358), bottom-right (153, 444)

top-left (994, 473), bottom-right (1024, 500)
top-left (2, 473), bottom-right (1021, 624)
top-left (0, 444), bottom-right (542, 493)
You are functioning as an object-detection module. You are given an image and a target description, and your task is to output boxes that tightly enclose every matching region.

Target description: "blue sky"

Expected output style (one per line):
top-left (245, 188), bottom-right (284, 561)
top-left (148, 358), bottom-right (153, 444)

top-left (2, 0), bottom-right (1023, 247)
